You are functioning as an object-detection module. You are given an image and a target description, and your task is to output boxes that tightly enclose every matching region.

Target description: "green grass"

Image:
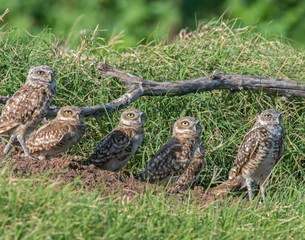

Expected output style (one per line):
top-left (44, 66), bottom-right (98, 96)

top-left (0, 168), bottom-right (304, 239)
top-left (0, 19), bottom-right (305, 239)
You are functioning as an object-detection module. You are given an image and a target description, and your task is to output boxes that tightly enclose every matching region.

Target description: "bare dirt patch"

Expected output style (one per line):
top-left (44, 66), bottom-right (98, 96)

top-left (0, 141), bottom-right (241, 205)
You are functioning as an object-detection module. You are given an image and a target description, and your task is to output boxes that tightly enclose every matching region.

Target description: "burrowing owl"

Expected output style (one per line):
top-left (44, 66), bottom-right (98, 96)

top-left (81, 109), bottom-right (145, 171)
top-left (136, 116), bottom-right (201, 184)
top-left (0, 66), bottom-right (56, 157)
top-left (228, 109), bottom-right (285, 201)
top-left (174, 142), bottom-right (205, 190)
top-left (25, 106), bottom-right (86, 160)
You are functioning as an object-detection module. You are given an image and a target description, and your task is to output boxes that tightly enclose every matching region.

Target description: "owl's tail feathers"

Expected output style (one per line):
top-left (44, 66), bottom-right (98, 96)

top-left (0, 122), bottom-right (19, 135)
top-left (135, 170), bottom-right (149, 182)
top-left (79, 155), bottom-right (102, 166)
top-left (79, 159), bottom-right (91, 166)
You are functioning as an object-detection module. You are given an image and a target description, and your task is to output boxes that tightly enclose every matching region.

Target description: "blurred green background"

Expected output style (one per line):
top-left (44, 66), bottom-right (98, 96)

top-left (1, 0), bottom-right (305, 48)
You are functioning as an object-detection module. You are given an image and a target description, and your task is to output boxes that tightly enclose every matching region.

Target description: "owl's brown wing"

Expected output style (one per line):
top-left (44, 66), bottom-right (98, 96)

top-left (234, 128), bottom-right (261, 173)
top-left (136, 138), bottom-right (184, 182)
top-left (26, 121), bottom-right (70, 152)
top-left (0, 86), bottom-right (51, 133)
top-left (85, 130), bottom-right (132, 164)
top-left (65, 123), bottom-right (87, 144)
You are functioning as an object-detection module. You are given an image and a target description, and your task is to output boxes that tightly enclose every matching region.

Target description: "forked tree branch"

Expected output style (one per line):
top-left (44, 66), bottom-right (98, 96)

top-left (2, 62), bottom-right (305, 118)
top-left (96, 62), bottom-right (305, 97)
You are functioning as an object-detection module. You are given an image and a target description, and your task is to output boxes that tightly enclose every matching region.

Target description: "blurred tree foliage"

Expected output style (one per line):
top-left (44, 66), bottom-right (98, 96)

top-left (1, 0), bottom-right (305, 47)
top-left (227, 0), bottom-right (305, 48)
top-left (0, 0), bottom-right (181, 46)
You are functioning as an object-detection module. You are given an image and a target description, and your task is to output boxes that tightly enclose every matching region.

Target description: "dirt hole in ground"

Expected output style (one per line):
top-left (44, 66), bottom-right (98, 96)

top-left (0, 142), bottom-right (241, 205)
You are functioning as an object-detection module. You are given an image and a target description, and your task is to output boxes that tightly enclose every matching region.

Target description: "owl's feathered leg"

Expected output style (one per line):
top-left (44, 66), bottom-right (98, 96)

top-left (259, 183), bottom-right (266, 203)
top-left (17, 134), bottom-right (31, 158)
top-left (246, 177), bottom-right (255, 200)
top-left (3, 134), bottom-right (17, 154)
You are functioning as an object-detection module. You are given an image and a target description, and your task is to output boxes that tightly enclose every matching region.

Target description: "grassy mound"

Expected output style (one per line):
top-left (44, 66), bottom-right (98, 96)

top-left (0, 20), bottom-right (304, 239)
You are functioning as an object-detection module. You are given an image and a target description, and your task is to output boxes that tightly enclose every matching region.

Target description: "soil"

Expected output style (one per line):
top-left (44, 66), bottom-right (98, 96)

top-left (0, 141), bottom-right (242, 206)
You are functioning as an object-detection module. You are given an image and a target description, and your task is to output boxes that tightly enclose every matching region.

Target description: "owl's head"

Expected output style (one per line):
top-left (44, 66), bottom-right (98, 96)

top-left (228, 166), bottom-right (237, 180)
top-left (119, 109), bottom-right (145, 127)
top-left (257, 109), bottom-right (282, 126)
top-left (57, 106), bottom-right (83, 121)
top-left (173, 116), bottom-right (201, 137)
top-left (27, 65), bottom-right (56, 84)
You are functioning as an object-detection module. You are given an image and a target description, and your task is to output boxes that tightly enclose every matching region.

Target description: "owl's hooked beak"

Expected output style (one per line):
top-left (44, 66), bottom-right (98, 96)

top-left (195, 120), bottom-right (201, 132)
top-left (276, 118), bottom-right (280, 124)
top-left (75, 114), bottom-right (80, 120)
top-left (140, 112), bottom-right (146, 124)
top-left (47, 73), bottom-right (52, 81)
top-left (275, 114), bottom-right (283, 124)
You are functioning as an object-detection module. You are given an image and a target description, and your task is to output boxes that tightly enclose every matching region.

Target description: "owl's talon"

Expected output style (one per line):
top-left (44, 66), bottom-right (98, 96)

top-left (21, 153), bottom-right (36, 160)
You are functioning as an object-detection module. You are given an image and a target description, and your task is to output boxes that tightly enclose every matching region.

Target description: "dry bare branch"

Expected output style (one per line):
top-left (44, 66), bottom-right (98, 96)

top-left (2, 62), bottom-right (305, 119)
top-left (97, 64), bottom-right (305, 97)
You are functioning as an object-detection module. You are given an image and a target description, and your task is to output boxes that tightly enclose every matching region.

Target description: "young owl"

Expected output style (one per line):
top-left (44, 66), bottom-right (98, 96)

top-left (174, 142), bottom-right (205, 190)
top-left (81, 109), bottom-right (145, 171)
top-left (25, 106), bottom-right (86, 160)
top-left (0, 65), bottom-right (56, 157)
top-left (136, 116), bottom-right (201, 184)
top-left (228, 109), bottom-right (285, 201)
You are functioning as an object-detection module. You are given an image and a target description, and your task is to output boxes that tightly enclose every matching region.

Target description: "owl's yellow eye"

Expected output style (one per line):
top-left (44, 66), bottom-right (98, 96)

top-left (232, 171), bottom-right (236, 176)
top-left (37, 71), bottom-right (45, 75)
top-left (181, 121), bottom-right (189, 126)
top-left (265, 114), bottom-right (272, 118)
top-left (65, 110), bottom-right (72, 114)
top-left (127, 113), bottom-right (134, 117)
